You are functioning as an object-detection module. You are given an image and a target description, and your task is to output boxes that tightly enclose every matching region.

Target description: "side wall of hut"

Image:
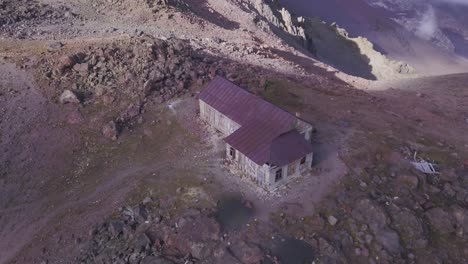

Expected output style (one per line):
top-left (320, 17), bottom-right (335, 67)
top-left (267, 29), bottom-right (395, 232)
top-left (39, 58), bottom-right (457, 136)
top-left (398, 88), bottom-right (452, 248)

top-left (266, 152), bottom-right (313, 190)
top-left (225, 143), bottom-right (271, 189)
top-left (199, 100), bottom-right (240, 136)
top-left (226, 142), bottom-right (314, 191)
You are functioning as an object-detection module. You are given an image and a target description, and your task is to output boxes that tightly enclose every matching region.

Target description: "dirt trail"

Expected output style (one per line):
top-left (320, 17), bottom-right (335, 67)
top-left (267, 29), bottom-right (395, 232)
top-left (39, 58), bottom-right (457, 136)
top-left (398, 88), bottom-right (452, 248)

top-left (0, 62), bottom-right (74, 263)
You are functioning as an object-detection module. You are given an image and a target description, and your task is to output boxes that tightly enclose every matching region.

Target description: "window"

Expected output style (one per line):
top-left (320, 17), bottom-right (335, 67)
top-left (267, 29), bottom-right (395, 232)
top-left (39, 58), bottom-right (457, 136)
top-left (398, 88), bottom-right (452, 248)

top-left (275, 169), bottom-right (283, 182)
top-left (229, 147), bottom-right (236, 159)
top-left (300, 157), bottom-right (306, 165)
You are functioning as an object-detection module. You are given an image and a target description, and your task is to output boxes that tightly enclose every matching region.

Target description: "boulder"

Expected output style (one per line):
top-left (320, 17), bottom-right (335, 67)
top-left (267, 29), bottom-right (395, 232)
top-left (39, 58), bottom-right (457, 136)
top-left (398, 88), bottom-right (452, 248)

top-left (176, 215), bottom-right (220, 241)
top-left (142, 197), bottom-right (153, 205)
top-left (391, 210), bottom-right (426, 249)
top-left (213, 245), bottom-right (241, 263)
top-left (59, 90), bottom-right (80, 104)
top-left (164, 214), bottom-right (220, 259)
top-left (73, 62), bottom-right (90, 74)
top-left (102, 121), bottom-right (119, 140)
top-left (67, 109), bottom-right (84, 124)
top-left (229, 241), bottom-right (263, 264)
top-left (102, 94), bottom-right (115, 106)
top-left (426, 207), bottom-right (456, 234)
top-left (135, 205), bottom-right (149, 222)
top-left (94, 85), bottom-right (107, 97)
top-left (149, 70), bottom-right (165, 82)
top-left (328, 215), bottom-right (338, 226)
top-left (374, 229), bottom-right (401, 254)
top-left (48, 42), bottom-right (63, 52)
top-left (143, 80), bottom-right (156, 96)
top-left (452, 206), bottom-right (468, 233)
top-left (351, 199), bottom-right (387, 232)
top-left (119, 102), bottom-right (142, 123)
top-left (58, 54), bottom-right (77, 68)
top-left (316, 237), bottom-right (339, 259)
top-left (135, 233), bottom-right (152, 251)
top-left (108, 221), bottom-right (124, 237)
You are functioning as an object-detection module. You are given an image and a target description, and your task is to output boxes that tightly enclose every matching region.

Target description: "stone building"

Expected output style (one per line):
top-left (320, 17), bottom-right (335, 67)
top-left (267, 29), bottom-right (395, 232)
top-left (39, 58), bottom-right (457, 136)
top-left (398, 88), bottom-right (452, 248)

top-left (199, 76), bottom-right (314, 190)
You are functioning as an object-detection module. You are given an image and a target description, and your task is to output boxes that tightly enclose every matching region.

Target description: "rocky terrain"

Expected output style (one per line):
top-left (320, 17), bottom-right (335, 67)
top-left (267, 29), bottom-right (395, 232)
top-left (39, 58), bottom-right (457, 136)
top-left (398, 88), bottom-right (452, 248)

top-left (1, 0), bottom-right (468, 264)
top-left (0, 0), bottom-right (80, 38)
top-left (37, 37), bottom-right (211, 139)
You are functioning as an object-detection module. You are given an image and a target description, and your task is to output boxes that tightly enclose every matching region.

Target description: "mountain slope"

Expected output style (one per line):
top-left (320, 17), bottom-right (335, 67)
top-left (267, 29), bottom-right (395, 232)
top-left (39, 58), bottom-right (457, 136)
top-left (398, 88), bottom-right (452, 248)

top-left (280, 0), bottom-right (468, 76)
top-left (2, 1), bottom-right (468, 263)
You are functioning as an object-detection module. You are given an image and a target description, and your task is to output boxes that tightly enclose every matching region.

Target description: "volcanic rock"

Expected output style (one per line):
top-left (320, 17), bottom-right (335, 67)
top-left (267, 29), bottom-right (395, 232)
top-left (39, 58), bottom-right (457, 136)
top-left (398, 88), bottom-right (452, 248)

top-left (59, 90), bottom-right (80, 104)
top-left (426, 207), bottom-right (456, 235)
top-left (67, 109), bottom-right (84, 124)
top-left (102, 121), bottom-right (119, 140)
top-left (391, 210), bottom-right (426, 249)
top-left (229, 241), bottom-right (264, 264)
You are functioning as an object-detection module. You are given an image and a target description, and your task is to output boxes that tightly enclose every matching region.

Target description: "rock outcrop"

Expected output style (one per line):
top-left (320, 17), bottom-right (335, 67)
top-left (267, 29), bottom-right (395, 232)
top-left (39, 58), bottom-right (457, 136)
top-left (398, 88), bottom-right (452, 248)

top-left (59, 90), bottom-right (80, 104)
top-left (77, 199), bottom-right (259, 264)
top-left (41, 37), bottom-right (214, 105)
top-left (247, 0), bottom-right (314, 52)
top-left (246, 0), bottom-right (416, 80)
top-left (331, 24), bottom-right (416, 79)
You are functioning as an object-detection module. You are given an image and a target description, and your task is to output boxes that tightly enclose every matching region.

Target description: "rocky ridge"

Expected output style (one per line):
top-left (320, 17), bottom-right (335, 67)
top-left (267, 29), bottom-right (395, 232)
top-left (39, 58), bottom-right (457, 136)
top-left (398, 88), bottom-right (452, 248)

top-left (244, 0), bottom-right (416, 80)
top-left (331, 23), bottom-right (416, 79)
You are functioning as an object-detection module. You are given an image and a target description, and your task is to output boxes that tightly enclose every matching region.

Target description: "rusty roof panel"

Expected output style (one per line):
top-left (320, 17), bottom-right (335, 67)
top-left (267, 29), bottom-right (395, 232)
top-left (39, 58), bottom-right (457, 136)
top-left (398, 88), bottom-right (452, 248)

top-left (199, 76), bottom-right (295, 126)
top-left (270, 130), bottom-right (314, 167)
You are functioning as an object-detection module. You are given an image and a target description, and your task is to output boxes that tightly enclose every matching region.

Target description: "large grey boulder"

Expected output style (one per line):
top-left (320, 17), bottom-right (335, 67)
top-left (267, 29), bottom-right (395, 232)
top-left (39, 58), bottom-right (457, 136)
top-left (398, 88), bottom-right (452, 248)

top-left (58, 54), bottom-right (77, 69)
top-left (391, 210), bottom-right (427, 249)
top-left (374, 229), bottom-right (401, 254)
top-left (426, 207), bottom-right (456, 235)
top-left (351, 199), bottom-right (387, 231)
top-left (59, 90), bottom-right (80, 104)
top-left (229, 241), bottom-right (264, 264)
top-left (102, 121), bottom-right (119, 140)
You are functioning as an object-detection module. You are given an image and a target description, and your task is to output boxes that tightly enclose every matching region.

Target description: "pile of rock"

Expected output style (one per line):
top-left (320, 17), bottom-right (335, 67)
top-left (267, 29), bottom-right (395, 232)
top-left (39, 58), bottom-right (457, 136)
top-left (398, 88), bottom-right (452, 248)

top-left (77, 199), bottom-right (180, 264)
top-left (46, 37), bottom-right (215, 104)
top-left (40, 37), bottom-right (227, 140)
top-left (77, 198), bottom-right (262, 264)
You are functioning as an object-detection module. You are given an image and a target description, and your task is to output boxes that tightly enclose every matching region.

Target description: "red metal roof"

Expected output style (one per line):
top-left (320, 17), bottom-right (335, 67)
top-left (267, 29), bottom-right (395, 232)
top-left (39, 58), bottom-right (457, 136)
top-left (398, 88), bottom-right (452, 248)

top-left (199, 76), bottom-right (313, 166)
top-left (269, 130), bottom-right (314, 167)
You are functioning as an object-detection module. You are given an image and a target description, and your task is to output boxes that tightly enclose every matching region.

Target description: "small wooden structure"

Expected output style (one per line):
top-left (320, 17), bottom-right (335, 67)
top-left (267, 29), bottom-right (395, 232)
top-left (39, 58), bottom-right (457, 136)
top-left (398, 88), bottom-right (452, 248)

top-left (199, 76), bottom-right (314, 190)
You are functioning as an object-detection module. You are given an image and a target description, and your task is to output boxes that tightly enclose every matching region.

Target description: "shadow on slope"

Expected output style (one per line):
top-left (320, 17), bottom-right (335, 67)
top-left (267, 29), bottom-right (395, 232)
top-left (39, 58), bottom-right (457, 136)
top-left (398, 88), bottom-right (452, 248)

top-left (179, 0), bottom-right (240, 30)
top-left (270, 48), bottom-right (351, 84)
top-left (246, 0), bottom-right (376, 80)
top-left (302, 18), bottom-right (376, 80)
